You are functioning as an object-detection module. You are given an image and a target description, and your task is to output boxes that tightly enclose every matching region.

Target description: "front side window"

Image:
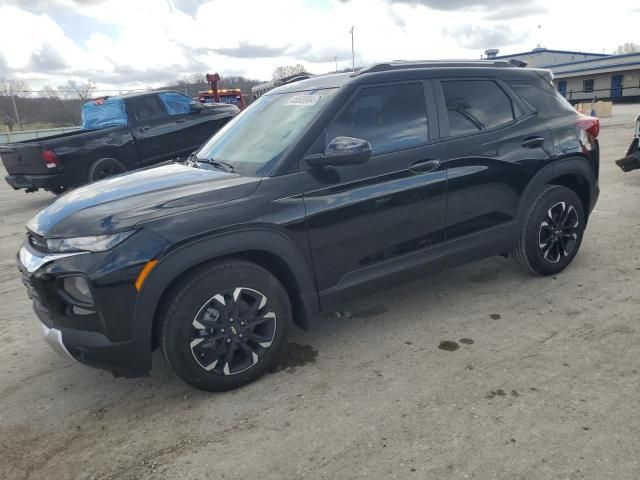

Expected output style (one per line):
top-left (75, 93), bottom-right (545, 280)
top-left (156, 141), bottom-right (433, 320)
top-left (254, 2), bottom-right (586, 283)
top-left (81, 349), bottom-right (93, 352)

top-left (441, 80), bottom-right (514, 137)
top-left (197, 88), bottom-right (337, 177)
top-left (327, 83), bottom-right (428, 155)
top-left (159, 92), bottom-right (195, 115)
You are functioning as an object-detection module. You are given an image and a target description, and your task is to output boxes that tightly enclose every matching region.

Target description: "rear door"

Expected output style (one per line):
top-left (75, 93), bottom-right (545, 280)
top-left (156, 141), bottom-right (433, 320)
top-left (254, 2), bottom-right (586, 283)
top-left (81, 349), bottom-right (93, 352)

top-left (127, 94), bottom-right (177, 164)
top-left (301, 80), bottom-right (447, 307)
top-left (433, 77), bottom-right (553, 265)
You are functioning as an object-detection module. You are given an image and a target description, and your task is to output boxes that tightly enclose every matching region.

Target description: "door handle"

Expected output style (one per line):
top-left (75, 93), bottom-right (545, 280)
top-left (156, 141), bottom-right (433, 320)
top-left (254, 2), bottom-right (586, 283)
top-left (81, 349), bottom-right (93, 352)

top-left (409, 158), bottom-right (441, 174)
top-left (521, 136), bottom-right (545, 149)
top-left (176, 118), bottom-right (187, 123)
top-left (139, 126), bottom-right (150, 132)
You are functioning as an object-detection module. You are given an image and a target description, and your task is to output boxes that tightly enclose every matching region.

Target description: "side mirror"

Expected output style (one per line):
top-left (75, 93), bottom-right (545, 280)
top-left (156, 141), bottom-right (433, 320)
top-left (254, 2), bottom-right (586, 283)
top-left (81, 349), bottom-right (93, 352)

top-left (190, 102), bottom-right (204, 114)
top-left (305, 136), bottom-right (372, 168)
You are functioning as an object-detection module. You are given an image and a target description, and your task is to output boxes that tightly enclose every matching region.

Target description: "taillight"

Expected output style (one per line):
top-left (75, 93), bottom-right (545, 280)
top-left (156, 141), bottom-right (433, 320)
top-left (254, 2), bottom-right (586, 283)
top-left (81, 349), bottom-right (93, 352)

top-left (576, 115), bottom-right (600, 139)
top-left (42, 149), bottom-right (59, 169)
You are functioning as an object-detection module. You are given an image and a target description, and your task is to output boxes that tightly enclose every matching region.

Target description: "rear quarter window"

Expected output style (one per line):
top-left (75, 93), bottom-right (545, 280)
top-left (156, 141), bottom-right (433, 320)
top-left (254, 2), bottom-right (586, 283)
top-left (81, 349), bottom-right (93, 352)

top-left (509, 82), bottom-right (577, 118)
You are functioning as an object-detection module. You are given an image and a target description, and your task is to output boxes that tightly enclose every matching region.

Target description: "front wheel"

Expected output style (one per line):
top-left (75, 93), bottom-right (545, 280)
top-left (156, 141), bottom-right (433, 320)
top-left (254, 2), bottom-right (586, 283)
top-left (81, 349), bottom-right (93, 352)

top-left (512, 185), bottom-right (586, 276)
top-left (160, 260), bottom-right (291, 391)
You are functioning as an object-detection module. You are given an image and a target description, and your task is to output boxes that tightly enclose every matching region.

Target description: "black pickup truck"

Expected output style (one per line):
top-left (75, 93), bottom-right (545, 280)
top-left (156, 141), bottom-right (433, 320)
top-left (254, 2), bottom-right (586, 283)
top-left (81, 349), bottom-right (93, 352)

top-left (0, 91), bottom-right (238, 193)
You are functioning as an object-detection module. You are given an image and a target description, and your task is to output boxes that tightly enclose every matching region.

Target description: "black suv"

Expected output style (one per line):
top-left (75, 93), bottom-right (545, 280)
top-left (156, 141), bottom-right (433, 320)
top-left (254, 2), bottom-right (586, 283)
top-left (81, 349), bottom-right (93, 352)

top-left (18, 61), bottom-right (600, 391)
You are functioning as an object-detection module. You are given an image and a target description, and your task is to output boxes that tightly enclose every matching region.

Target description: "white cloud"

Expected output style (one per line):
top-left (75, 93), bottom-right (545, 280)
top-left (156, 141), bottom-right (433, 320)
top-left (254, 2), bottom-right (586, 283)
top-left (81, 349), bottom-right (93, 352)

top-left (0, 0), bottom-right (638, 92)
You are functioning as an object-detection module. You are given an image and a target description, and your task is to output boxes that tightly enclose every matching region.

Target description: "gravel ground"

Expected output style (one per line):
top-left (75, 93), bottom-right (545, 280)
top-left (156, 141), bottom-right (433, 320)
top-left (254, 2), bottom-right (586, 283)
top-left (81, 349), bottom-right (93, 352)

top-left (1, 105), bottom-right (639, 480)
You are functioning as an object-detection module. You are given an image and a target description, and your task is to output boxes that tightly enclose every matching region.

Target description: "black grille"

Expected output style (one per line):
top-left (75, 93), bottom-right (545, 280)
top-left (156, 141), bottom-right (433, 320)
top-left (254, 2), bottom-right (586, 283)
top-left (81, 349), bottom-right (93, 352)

top-left (20, 270), bottom-right (54, 327)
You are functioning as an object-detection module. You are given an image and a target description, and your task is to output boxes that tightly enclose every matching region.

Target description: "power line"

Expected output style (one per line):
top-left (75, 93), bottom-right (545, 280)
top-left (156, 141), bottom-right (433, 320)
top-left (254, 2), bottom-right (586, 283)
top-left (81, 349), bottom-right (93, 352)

top-left (7, 88), bottom-right (153, 94)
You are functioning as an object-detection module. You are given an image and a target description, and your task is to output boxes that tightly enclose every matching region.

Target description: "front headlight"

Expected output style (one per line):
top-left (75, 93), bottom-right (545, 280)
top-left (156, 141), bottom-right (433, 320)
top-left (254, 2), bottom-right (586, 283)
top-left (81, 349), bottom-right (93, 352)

top-left (46, 231), bottom-right (135, 253)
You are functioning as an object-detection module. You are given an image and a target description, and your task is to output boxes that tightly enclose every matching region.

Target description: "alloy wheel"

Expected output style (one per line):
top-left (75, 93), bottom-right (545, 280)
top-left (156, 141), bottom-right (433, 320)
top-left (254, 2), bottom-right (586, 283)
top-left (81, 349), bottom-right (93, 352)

top-left (189, 287), bottom-right (277, 375)
top-left (538, 201), bottom-right (580, 264)
top-left (96, 165), bottom-right (123, 179)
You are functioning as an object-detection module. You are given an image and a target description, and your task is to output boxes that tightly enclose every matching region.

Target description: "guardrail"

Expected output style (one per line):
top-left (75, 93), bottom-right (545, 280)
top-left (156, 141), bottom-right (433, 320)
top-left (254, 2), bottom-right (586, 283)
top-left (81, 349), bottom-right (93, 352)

top-left (0, 126), bottom-right (82, 144)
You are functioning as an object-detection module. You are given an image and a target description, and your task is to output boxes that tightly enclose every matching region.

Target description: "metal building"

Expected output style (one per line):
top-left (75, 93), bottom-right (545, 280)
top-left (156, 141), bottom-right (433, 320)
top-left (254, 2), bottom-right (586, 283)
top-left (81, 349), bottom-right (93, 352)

top-left (486, 48), bottom-right (640, 103)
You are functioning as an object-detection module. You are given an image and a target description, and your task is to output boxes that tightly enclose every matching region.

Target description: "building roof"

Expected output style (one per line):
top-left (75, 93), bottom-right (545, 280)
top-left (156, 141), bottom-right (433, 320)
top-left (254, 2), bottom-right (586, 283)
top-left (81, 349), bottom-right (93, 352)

top-left (493, 48), bottom-right (610, 59)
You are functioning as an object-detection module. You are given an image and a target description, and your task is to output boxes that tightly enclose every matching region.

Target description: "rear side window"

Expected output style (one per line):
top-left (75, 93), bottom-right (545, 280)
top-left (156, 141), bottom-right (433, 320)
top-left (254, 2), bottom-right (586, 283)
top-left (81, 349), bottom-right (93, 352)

top-left (441, 80), bottom-right (514, 137)
top-left (327, 83), bottom-right (428, 155)
top-left (129, 95), bottom-right (168, 121)
top-left (81, 98), bottom-right (128, 130)
top-left (159, 92), bottom-right (195, 115)
top-left (509, 83), bottom-right (577, 118)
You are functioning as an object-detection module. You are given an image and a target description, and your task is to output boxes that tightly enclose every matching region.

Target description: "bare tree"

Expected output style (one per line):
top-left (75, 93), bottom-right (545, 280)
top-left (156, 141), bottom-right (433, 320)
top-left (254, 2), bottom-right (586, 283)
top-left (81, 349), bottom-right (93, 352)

top-left (40, 80), bottom-right (95, 126)
top-left (56, 79), bottom-right (97, 101)
top-left (272, 64), bottom-right (307, 81)
top-left (0, 78), bottom-right (30, 131)
top-left (613, 42), bottom-right (640, 54)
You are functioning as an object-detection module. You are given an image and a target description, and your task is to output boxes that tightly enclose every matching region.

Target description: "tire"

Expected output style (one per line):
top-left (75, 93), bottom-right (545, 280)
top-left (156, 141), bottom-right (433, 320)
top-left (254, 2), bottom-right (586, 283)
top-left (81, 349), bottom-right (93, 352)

top-left (87, 157), bottom-right (126, 183)
top-left (512, 185), bottom-right (586, 276)
top-left (160, 259), bottom-right (291, 391)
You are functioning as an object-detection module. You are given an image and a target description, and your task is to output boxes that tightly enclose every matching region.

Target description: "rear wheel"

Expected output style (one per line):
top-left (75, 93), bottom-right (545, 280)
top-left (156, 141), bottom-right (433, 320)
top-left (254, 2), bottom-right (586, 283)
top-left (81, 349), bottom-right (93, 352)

top-left (88, 157), bottom-right (126, 182)
top-left (512, 185), bottom-right (586, 276)
top-left (160, 260), bottom-right (291, 391)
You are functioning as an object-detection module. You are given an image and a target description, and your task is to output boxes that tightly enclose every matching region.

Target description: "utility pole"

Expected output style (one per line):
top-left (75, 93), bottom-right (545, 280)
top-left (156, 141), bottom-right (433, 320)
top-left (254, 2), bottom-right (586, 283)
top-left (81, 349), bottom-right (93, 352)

top-left (9, 85), bottom-right (23, 131)
top-left (334, 56), bottom-right (338, 72)
top-left (349, 26), bottom-right (355, 72)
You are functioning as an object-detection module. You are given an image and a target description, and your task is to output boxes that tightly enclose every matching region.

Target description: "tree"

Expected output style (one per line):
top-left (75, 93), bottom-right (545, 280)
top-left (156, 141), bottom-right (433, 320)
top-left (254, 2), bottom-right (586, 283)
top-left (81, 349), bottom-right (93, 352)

top-left (613, 42), bottom-right (640, 54)
top-left (272, 64), bottom-right (307, 81)
top-left (164, 73), bottom-right (264, 101)
top-left (0, 78), bottom-right (30, 131)
top-left (40, 80), bottom-right (96, 126)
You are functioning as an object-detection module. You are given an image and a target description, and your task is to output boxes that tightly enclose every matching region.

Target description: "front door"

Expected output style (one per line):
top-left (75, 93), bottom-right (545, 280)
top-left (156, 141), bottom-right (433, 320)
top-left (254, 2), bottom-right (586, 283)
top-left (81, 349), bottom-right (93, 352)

top-left (433, 78), bottom-right (553, 266)
top-left (158, 92), bottom-right (228, 157)
top-left (611, 75), bottom-right (624, 98)
top-left (127, 94), bottom-right (176, 164)
top-left (301, 81), bottom-right (447, 308)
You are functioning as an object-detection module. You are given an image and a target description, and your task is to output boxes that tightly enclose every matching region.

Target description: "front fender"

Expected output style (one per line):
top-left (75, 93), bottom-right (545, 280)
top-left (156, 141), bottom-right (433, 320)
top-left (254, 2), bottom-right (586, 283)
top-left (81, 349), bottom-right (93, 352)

top-left (132, 227), bottom-right (319, 347)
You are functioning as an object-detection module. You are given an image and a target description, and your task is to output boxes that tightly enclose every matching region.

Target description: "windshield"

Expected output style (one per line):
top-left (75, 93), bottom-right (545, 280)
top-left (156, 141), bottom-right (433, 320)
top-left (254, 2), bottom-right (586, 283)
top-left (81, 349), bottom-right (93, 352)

top-left (196, 88), bottom-right (337, 177)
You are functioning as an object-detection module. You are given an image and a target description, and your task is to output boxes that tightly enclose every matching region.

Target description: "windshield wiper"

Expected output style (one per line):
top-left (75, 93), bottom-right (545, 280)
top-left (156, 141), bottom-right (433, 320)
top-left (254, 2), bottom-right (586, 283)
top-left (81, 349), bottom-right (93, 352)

top-left (187, 153), bottom-right (235, 173)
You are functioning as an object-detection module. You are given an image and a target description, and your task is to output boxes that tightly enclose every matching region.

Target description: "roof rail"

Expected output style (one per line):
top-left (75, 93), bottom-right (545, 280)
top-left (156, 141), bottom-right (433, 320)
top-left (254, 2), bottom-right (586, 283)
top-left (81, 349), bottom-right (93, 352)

top-left (277, 74), bottom-right (311, 86)
top-left (351, 59), bottom-right (516, 76)
top-left (508, 58), bottom-right (528, 68)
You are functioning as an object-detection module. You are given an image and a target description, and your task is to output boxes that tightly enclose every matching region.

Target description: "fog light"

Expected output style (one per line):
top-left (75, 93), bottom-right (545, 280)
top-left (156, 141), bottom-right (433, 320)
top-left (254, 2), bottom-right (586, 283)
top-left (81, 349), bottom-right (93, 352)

top-left (63, 276), bottom-right (93, 305)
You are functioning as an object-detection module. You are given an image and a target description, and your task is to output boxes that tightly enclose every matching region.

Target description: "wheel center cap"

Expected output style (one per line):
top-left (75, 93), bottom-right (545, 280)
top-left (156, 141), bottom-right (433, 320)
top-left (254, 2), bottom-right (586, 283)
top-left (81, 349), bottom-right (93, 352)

top-left (230, 325), bottom-right (238, 336)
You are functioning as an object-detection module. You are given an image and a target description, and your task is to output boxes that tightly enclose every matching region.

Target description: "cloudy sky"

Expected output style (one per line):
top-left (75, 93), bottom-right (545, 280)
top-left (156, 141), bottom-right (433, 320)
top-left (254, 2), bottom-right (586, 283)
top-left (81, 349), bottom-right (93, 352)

top-left (0, 0), bottom-right (638, 92)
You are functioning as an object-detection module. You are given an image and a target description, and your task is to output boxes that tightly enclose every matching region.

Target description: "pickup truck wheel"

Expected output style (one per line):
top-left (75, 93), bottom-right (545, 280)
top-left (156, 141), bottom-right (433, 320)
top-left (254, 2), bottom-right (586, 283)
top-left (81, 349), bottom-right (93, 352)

top-left (512, 185), bottom-right (585, 276)
top-left (88, 158), bottom-right (126, 182)
top-left (160, 260), bottom-right (291, 392)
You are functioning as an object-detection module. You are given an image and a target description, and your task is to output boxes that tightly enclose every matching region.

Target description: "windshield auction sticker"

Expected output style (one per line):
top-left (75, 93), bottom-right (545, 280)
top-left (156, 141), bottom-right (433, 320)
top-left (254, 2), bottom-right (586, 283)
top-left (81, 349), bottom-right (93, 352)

top-left (286, 95), bottom-right (321, 106)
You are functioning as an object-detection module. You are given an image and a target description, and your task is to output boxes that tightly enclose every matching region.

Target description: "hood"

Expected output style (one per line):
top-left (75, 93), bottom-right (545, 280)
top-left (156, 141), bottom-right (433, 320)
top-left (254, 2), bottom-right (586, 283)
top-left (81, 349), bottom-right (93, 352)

top-left (28, 163), bottom-right (260, 237)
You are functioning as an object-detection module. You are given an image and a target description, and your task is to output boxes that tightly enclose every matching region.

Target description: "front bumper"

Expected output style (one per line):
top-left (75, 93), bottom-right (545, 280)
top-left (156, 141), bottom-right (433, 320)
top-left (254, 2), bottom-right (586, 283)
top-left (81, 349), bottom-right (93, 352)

top-left (39, 321), bottom-right (76, 361)
top-left (17, 230), bottom-right (170, 377)
top-left (5, 172), bottom-right (71, 191)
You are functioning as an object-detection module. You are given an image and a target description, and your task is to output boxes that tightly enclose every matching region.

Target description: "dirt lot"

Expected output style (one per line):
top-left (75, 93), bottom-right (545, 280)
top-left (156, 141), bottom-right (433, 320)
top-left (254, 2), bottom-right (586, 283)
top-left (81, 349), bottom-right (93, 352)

top-left (1, 105), bottom-right (640, 480)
